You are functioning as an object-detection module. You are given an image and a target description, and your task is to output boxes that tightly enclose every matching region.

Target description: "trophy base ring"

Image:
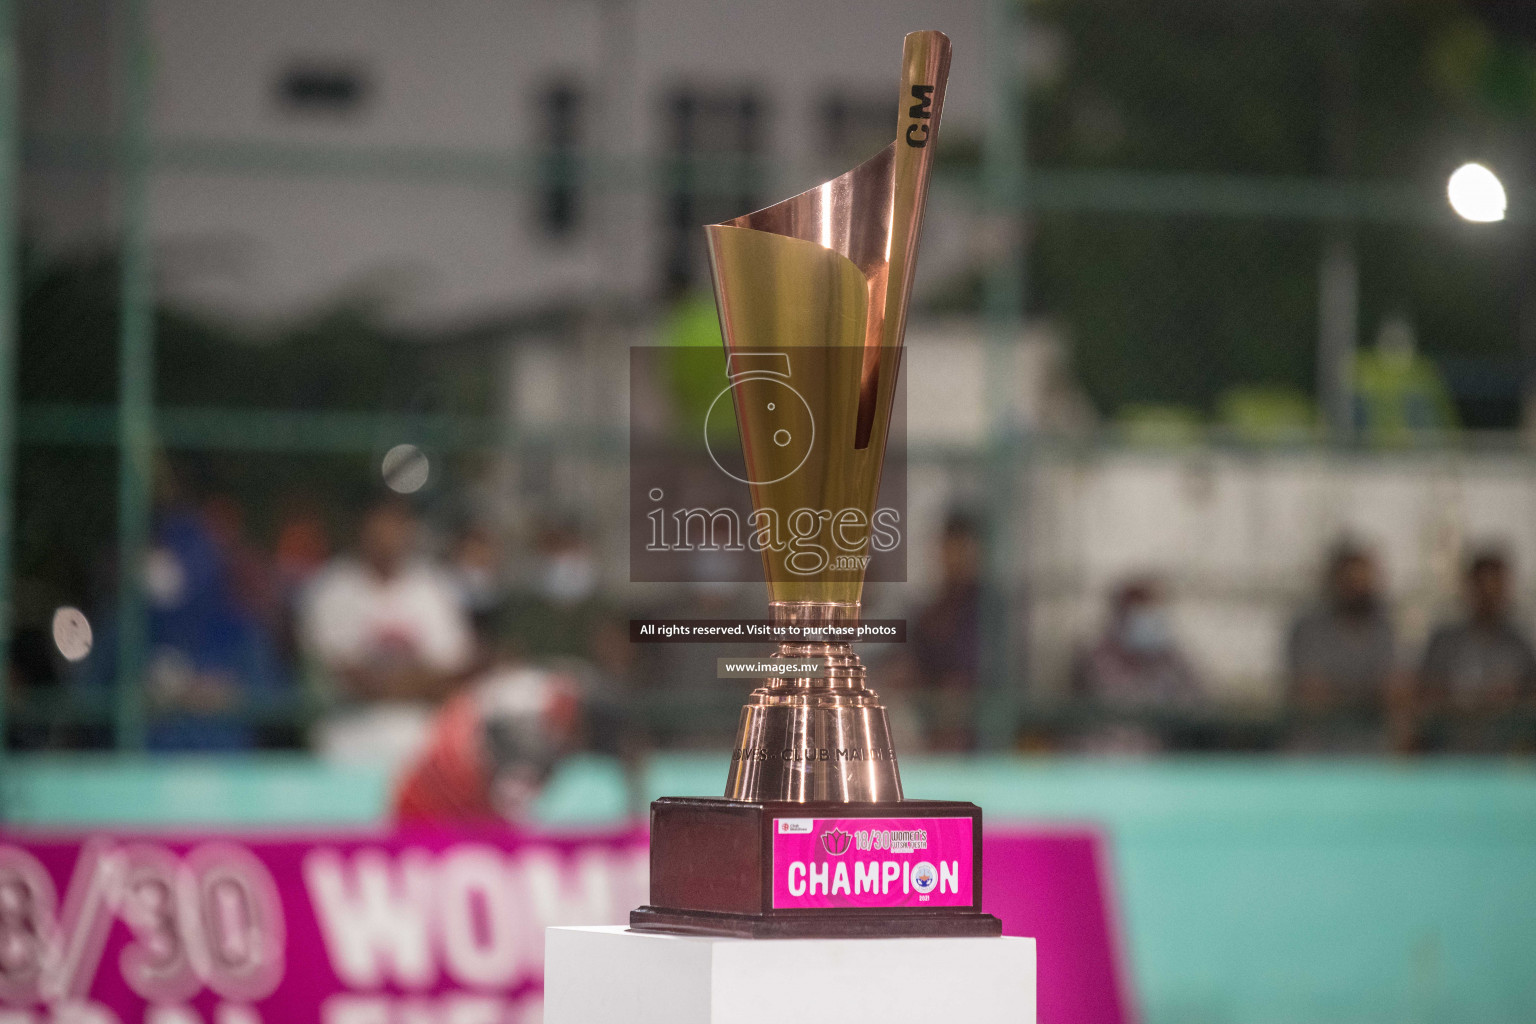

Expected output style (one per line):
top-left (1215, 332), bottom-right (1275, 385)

top-left (631, 797), bottom-right (1002, 940)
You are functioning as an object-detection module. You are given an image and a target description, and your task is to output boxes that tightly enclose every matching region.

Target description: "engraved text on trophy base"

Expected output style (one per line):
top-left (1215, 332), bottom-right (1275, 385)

top-left (732, 745), bottom-right (899, 763)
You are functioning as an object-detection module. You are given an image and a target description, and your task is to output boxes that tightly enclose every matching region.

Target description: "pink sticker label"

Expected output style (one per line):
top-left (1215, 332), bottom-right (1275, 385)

top-left (770, 815), bottom-right (974, 909)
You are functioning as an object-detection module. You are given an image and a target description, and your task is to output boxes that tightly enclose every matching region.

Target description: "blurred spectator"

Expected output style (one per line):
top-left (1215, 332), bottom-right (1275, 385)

top-left (274, 499), bottom-right (333, 638)
top-left (1286, 541), bottom-right (1401, 750)
top-left (1417, 549), bottom-right (1536, 753)
top-left (1353, 315), bottom-right (1457, 446)
top-left (908, 511), bottom-right (983, 749)
top-left (393, 665), bottom-right (581, 824)
top-left (1071, 577), bottom-right (1202, 752)
top-left (275, 503), bottom-right (332, 588)
top-left (449, 521), bottom-right (510, 635)
top-left (498, 520), bottom-right (623, 664)
top-left (89, 495), bottom-right (288, 751)
top-left (202, 494), bottom-right (282, 633)
top-left (496, 519), bottom-right (632, 756)
top-left (300, 496), bottom-right (475, 765)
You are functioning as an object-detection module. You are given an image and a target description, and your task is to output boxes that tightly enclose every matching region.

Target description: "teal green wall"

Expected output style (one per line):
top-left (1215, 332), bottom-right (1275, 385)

top-left (5, 754), bottom-right (1534, 1024)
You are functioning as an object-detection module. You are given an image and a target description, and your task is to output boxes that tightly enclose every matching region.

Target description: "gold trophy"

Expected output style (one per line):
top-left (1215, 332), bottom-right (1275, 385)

top-left (633, 31), bottom-right (999, 938)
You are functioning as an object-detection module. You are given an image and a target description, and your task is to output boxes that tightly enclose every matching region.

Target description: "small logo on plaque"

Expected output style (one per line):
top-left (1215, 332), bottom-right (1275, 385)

top-left (819, 827), bottom-right (853, 856)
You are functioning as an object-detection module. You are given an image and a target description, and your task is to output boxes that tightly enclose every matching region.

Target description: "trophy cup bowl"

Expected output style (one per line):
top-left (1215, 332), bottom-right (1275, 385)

top-left (632, 31), bottom-right (1000, 939)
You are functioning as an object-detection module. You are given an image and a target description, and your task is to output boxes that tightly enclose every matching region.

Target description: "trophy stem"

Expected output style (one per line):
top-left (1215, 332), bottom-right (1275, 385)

top-left (723, 602), bottom-right (904, 803)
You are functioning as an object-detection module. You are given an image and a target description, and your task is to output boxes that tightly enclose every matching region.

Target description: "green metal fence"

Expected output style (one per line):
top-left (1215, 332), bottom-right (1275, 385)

top-left (0, 0), bottom-right (1514, 757)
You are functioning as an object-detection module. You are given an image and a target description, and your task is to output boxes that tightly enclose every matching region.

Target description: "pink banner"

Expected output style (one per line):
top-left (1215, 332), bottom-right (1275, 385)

top-left (0, 825), bottom-right (1131, 1024)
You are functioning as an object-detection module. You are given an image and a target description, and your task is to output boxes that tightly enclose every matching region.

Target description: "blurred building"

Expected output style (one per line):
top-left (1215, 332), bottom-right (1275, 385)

top-left (21, 0), bottom-right (989, 326)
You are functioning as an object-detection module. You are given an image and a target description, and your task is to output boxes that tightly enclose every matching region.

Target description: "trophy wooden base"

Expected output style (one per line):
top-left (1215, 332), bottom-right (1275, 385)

top-left (630, 796), bottom-right (1002, 939)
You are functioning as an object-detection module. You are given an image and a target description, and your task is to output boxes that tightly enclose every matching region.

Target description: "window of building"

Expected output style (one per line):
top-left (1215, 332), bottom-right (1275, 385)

top-left (275, 61), bottom-right (371, 115)
top-left (537, 80), bottom-right (584, 238)
top-left (819, 93), bottom-right (894, 166)
top-left (661, 87), bottom-right (765, 295)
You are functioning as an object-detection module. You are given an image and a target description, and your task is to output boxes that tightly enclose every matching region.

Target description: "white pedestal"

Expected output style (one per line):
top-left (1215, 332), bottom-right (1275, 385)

top-left (545, 925), bottom-right (1036, 1024)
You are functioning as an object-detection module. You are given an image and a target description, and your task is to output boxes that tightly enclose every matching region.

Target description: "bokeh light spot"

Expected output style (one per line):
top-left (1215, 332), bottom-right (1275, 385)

top-left (1447, 162), bottom-right (1506, 223)
top-left (52, 606), bottom-right (93, 662)
top-left (382, 444), bottom-right (430, 494)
